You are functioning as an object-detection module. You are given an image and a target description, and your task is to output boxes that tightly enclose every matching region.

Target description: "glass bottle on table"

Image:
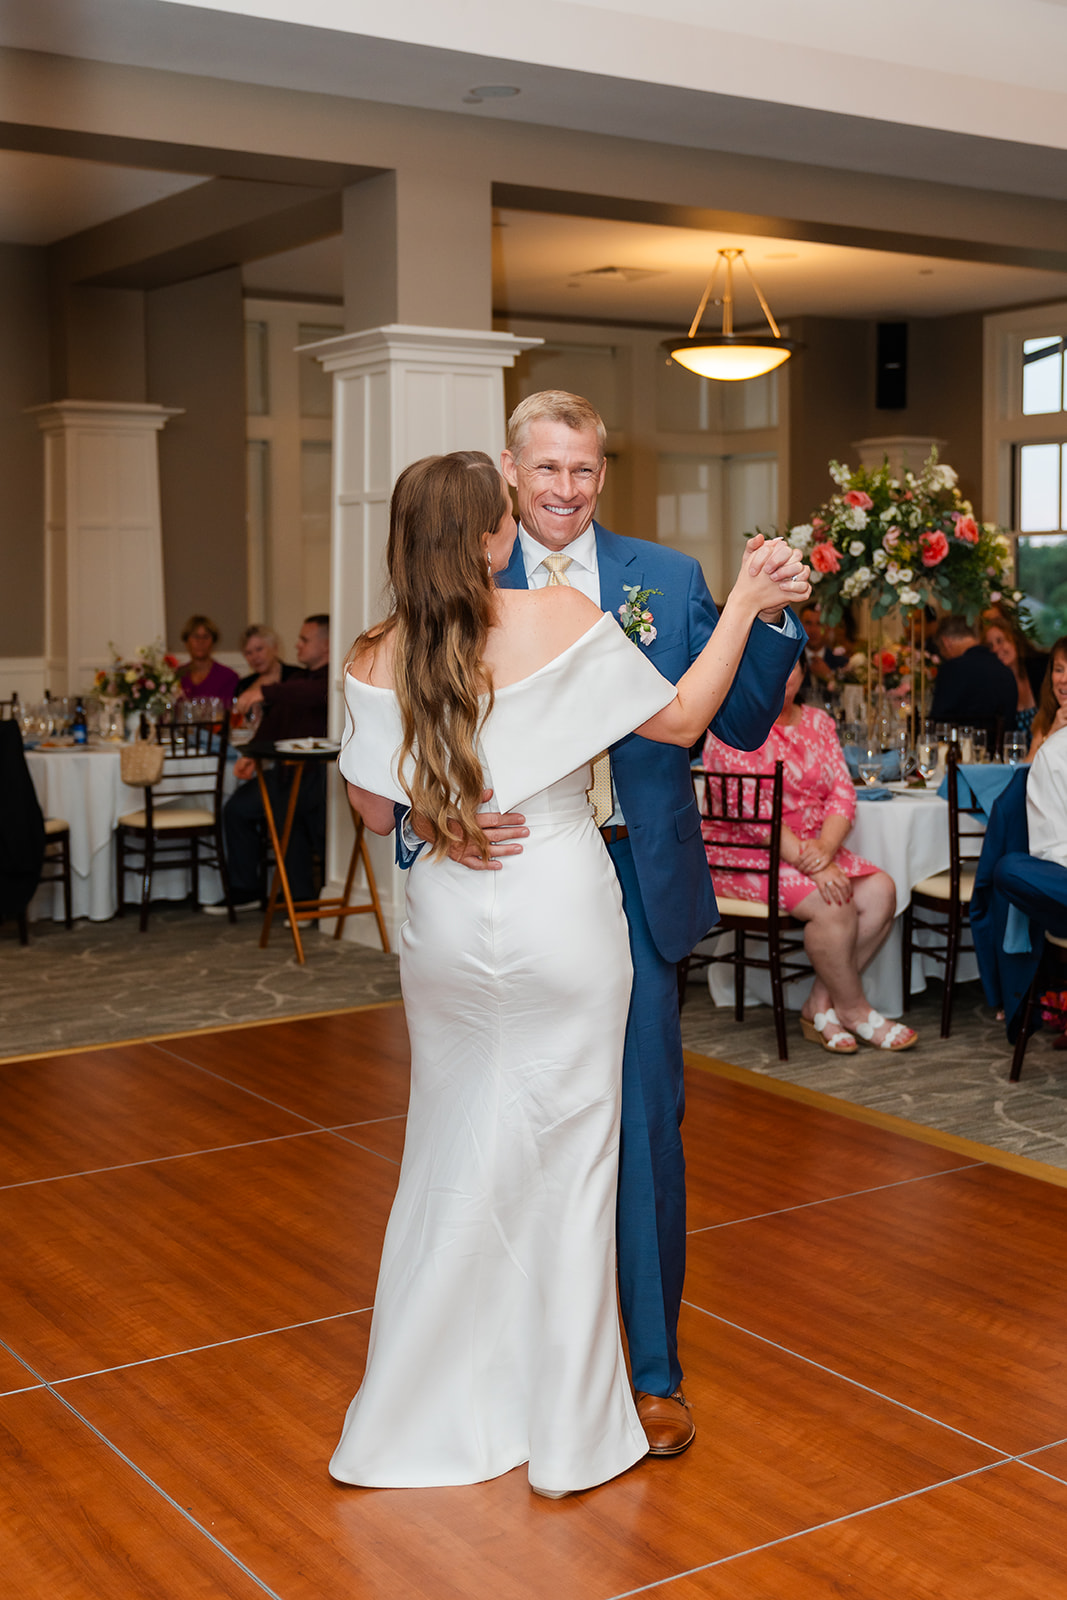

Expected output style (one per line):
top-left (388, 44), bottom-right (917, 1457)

top-left (71, 696), bottom-right (88, 745)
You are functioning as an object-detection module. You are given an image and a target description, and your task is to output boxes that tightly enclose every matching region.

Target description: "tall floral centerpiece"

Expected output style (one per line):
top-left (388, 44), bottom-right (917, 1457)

top-left (94, 642), bottom-right (181, 735)
top-left (788, 453), bottom-right (1019, 733)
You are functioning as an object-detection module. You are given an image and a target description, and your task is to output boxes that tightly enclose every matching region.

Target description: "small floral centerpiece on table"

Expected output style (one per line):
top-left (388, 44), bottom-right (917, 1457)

top-left (787, 453), bottom-right (1019, 629)
top-left (94, 642), bottom-right (182, 716)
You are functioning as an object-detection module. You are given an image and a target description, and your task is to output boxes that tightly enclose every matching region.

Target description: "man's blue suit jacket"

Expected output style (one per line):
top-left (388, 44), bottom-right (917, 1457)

top-left (499, 522), bottom-right (804, 964)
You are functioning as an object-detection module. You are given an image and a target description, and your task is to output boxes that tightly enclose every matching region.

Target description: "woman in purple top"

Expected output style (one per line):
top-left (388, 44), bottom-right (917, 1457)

top-left (177, 613), bottom-right (240, 702)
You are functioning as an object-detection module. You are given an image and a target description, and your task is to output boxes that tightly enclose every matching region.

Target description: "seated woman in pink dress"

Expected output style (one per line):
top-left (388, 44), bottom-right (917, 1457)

top-left (702, 661), bottom-right (918, 1054)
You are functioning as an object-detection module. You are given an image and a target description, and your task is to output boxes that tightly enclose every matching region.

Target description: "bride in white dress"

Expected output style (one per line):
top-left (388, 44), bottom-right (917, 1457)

top-left (330, 451), bottom-right (808, 1498)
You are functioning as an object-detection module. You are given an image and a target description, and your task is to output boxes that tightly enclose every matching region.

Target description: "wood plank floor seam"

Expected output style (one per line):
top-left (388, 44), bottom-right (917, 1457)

top-left (18, 1308), bottom-right (376, 1390)
top-left (685, 1159), bottom-right (987, 1233)
top-left (21, 1376), bottom-right (288, 1599)
top-left (0, 1125), bottom-right (336, 1192)
top-left (603, 1459), bottom-right (1011, 1600)
top-left (684, 1303), bottom-right (1011, 1456)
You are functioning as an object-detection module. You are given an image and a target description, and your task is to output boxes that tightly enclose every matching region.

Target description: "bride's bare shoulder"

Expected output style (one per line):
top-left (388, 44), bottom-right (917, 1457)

top-left (346, 624), bottom-right (395, 688)
top-left (488, 586), bottom-right (604, 686)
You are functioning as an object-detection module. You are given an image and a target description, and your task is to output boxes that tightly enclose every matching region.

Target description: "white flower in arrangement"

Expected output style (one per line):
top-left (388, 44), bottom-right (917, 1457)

top-left (898, 587), bottom-right (921, 606)
top-left (872, 548), bottom-right (888, 568)
top-left (885, 560), bottom-right (900, 584)
top-left (898, 567), bottom-right (914, 584)
top-left (880, 506), bottom-right (896, 521)
top-left (789, 523), bottom-right (814, 550)
top-left (843, 506), bottom-right (868, 530)
top-left (929, 464), bottom-right (958, 489)
top-left (829, 461), bottom-right (851, 486)
top-left (848, 651), bottom-right (867, 675)
top-left (848, 539), bottom-right (866, 556)
top-left (809, 569), bottom-right (822, 584)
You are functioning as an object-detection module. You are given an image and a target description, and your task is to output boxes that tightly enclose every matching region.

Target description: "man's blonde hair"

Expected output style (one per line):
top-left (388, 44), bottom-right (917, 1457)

top-left (506, 390), bottom-right (607, 460)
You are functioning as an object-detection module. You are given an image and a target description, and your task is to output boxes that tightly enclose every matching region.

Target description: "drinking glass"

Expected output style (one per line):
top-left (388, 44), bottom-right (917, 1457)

top-left (970, 729), bottom-right (988, 764)
top-left (894, 729), bottom-right (916, 780)
top-left (916, 738), bottom-right (939, 785)
top-left (1004, 730), bottom-right (1029, 766)
top-left (857, 745), bottom-right (882, 786)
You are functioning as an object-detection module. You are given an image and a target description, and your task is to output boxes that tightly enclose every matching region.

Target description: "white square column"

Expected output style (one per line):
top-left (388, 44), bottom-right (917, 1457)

top-left (29, 401), bottom-right (179, 693)
top-left (300, 324), bottom-right (541, 947)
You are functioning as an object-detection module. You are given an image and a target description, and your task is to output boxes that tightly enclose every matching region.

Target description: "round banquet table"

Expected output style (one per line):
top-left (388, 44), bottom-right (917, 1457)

top-left (704, 787), bottom-right (982, 1019)
top-left (25, 744), bottom-right (230, 921)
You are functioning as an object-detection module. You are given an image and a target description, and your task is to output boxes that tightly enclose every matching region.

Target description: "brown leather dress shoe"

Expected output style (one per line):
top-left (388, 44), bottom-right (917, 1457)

top-left (635, 1388), bottom-right (695, 1456)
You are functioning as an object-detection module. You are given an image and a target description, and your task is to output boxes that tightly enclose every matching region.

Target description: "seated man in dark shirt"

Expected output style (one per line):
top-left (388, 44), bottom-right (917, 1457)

top-left (205, 613), bottom-right (330, 914)
top-left (931, 614), bottom-right (1017, 737)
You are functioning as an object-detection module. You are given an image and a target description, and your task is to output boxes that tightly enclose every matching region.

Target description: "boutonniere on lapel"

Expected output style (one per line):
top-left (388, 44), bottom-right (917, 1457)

top-left (618, 584), bottom-right (663, 646)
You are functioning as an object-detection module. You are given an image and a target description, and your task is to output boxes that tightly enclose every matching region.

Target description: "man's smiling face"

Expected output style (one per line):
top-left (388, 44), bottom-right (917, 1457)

top-left (502, 419), bottom-right (607, 552)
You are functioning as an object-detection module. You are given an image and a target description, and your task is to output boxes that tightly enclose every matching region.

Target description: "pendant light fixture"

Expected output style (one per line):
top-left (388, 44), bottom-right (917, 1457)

top-left (664, 247), bottom-right (799, 381)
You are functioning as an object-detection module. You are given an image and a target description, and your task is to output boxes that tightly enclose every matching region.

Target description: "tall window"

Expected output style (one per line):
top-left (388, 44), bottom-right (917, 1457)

top-left (244, 301), bottom-right (342, 658)
top-left (985, 308), bottom-right (1067, 645)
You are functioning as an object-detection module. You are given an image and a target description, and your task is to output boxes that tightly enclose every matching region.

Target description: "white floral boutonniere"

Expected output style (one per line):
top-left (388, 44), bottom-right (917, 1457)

top-left (618, 584), bottom-right (663, 646)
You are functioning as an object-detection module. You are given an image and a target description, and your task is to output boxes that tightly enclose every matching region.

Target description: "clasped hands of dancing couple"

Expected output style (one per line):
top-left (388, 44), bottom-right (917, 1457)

top-left (330, 393), bottom-right (809, 1500)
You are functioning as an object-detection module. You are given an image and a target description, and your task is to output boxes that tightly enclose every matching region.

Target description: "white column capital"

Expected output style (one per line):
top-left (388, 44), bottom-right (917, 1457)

top-left (28, 400), bottom-right (183, 434)
top-left (298, 324), bottom-right (542, 374)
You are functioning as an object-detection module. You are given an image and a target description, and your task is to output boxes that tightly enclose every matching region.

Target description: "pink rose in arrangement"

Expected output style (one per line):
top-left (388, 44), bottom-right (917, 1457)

top-left (954, 513), bottom-right (979, 543)
top-left (882, 525), bottom-right (901, 550)
top-left (920, 529), bottom-right (950, 566)
top-left (810, 541), bottom-right (842, 574)
top-left (812, 515), bottom-right (825, 531)
top-left (844, 490), bottom-right (873, 510)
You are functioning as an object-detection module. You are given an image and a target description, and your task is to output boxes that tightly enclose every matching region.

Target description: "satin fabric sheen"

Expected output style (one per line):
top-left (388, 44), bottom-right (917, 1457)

top-left (331, 617), bottom-right (674, 1491)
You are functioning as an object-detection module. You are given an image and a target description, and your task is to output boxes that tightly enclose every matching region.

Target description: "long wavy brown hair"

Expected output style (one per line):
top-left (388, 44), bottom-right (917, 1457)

top-left (347, 451), bottom-right (510, 860)
top-left (1031, 634), bottom-right (1067, 744)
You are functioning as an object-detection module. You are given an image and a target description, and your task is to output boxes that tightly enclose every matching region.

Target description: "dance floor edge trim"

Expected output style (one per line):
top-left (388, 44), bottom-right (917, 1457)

top-left (1, 998), bottom-right (406, 1066)
top-left (685, 1048), bottom-right (1067, 1192)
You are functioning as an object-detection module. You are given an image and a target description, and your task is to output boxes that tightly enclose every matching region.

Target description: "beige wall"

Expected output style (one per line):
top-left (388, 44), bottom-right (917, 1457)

top-left (788, 313), bottom-right (985, 522)
top-left (0, 244), bottom-right (49, 658)
top-left (145, 268), bottom-right (247, 651)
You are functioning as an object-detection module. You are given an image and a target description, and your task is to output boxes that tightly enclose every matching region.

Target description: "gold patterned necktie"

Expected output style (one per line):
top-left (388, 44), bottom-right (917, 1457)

top-left (539, 552), bottom-right (613, 825)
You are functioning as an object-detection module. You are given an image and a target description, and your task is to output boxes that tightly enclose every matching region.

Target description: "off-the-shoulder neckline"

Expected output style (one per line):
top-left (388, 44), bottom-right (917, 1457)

top-left (345, 611), bottom-right (614, 697)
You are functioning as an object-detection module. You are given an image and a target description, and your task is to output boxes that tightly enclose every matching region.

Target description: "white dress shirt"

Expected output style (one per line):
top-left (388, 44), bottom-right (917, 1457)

top-left (1027, 725), bottom-right (1067, 870)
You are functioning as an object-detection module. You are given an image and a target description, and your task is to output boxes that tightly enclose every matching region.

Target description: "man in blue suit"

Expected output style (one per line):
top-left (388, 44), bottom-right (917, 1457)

top-left (479, 390), bottom-right (804, 1455)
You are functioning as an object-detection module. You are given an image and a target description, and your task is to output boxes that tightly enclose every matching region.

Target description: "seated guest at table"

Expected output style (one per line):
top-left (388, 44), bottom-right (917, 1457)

top-left (703, 661), bottom-right (917, 1054)
top-left (177, 614), bottom-right (240, 704)
top-left (798, 603), bottom-right (849, 704)
top-left (204, 614), bottom-right (330, 915)
top-left (982, 618), bottom-right (1047, 745)
top-left (234, 624), bottom-right (299, 698)
top-left (930, 614), bottom-right (1016, 733)
top-left (1026, 635), bottom-right (1067, 762)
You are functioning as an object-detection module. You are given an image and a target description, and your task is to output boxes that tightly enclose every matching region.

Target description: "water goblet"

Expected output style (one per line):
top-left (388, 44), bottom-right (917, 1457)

top-left (857, 744), bottom-right (882, 787)
top-left (916, 738), bottom-right (939, 786)
top-left (1004, 730), bottom-right (1028, 766)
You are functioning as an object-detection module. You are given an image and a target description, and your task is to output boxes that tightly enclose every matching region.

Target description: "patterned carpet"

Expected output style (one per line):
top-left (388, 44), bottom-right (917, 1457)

top-left (4, 908), bottom-right (1067, 1168)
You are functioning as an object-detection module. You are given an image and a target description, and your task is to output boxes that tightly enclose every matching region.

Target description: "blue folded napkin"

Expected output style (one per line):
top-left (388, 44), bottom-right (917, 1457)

top-left (855, 785), bottom-right (893, 801)
top-left (842, 746), bottom-right (901, 782)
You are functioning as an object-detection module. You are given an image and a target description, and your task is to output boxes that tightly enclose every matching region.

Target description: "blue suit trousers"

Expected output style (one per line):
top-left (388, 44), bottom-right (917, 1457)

top-left (609, 834), bottom-right (687, 1397)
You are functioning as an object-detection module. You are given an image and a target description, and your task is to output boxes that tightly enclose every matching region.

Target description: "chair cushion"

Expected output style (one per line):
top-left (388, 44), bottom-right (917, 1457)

top-left (118, 807), bottom-right (216, 829)
top-left (714, 895), bottom-right (769, 920)
top-left (912, 868), bottom-right (976, 902)
top-left (44, 817), bottom-right (69, 835)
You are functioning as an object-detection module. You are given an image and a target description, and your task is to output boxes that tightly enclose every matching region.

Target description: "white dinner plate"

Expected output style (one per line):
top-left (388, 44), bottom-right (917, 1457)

top-left (885, 780), bottom-right (941, 797)
top-left (274, 737), bottom-right (341, 754)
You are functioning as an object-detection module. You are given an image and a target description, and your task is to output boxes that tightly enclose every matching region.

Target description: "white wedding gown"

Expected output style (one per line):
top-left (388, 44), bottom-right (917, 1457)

top-left (330, 614), bottom-right (675, 1493)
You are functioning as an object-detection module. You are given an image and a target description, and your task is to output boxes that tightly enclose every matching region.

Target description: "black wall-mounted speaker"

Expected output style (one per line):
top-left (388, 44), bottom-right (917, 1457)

top-left (875, 321), bottom-right (908, 410)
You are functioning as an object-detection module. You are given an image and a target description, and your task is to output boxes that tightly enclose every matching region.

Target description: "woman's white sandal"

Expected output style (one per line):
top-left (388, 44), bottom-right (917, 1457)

top-left (852, 1010), bottom-right (918, 1052)
top-left (799, 1009), bottom-right (858, 1054)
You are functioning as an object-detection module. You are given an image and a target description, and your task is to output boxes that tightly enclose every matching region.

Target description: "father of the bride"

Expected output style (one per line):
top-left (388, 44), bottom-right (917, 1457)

top-left (477, 390), bottom-right (804, 1454)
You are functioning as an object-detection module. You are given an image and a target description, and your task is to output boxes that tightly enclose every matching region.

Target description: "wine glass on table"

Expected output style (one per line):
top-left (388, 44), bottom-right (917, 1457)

top-left (916, 736), bottom-right (939, 786)
top-left (1004, 730), bottom-right (1029, 766)
top-left (857, 744), bottom-right (882, 787)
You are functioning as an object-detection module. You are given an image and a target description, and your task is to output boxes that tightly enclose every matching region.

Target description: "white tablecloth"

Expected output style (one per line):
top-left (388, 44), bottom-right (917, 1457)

top-left (26, 745), bottom-right (229, 921)
top-left (704, 789), bottom-right (982, 1018)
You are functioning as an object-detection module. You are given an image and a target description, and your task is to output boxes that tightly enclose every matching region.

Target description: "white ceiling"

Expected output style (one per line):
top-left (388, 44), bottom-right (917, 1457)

top-left (238, 212), bottom-right (1067, 324)
top-left (0, 150), bottom-right (207, 247)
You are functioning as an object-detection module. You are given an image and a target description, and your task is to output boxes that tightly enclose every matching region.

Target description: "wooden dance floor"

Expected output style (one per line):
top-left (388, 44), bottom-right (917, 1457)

top-left (4, 1003), bottom-right (1067, 1597)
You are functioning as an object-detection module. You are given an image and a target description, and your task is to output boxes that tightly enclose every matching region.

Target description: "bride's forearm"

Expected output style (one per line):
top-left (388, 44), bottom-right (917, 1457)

top-left (636, 593), bottom-right (762, 747)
